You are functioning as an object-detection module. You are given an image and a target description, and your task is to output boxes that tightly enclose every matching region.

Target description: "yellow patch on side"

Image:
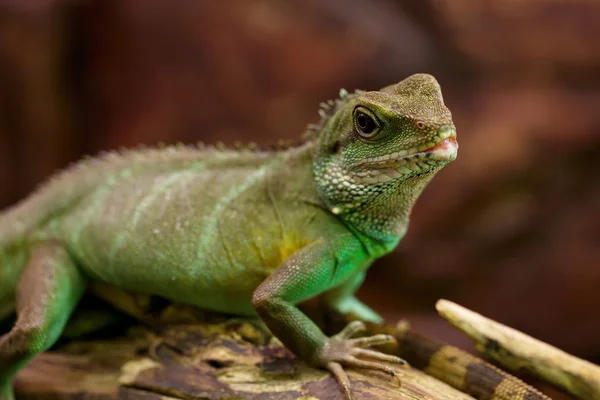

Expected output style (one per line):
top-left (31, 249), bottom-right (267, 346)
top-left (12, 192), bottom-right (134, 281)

top-left (261, 233), bottom-right (309, 271)
top-left (278, 236), bottom-right (307, 263)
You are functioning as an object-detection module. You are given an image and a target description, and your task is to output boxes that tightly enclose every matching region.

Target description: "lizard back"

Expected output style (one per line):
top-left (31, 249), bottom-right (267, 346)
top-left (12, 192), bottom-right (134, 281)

top-left (0, 142), bottom-right (324, 317)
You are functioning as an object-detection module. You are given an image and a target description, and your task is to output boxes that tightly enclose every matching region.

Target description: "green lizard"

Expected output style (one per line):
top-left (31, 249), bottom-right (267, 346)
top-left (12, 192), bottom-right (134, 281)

top-left (0, 73), bottom-right (457, 399)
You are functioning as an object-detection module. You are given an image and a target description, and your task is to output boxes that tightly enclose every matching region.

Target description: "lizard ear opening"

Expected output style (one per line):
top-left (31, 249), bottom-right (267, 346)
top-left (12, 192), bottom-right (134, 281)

top-left (333, 141), bottom-right (341, 156)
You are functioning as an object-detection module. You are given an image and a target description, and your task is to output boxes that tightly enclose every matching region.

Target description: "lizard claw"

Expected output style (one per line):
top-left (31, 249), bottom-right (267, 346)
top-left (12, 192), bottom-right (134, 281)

top-left (320, 321), bottom-right (407, 399)
top-left (327, 361), bottom-right (353, 399)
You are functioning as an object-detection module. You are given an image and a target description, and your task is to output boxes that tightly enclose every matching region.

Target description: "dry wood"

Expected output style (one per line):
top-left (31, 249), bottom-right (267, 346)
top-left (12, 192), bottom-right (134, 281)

top-left (15, 309), bottom-right (474, 400)
top-left (437, 299), bottom-right (600, 400)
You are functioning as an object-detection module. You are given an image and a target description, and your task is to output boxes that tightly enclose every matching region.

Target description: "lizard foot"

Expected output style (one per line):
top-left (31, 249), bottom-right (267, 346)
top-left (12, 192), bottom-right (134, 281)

top-left (320, 321), bottom-right (407, 399)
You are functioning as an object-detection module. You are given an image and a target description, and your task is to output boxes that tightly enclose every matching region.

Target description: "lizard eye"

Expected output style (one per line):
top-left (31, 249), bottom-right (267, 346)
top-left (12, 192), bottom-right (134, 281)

top-left (354, 107), bottom-right (380, 138)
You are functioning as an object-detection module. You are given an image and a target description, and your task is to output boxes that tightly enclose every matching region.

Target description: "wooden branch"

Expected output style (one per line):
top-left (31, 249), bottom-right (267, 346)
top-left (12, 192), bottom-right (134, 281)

top-left (437, 299), bottom-right (600, 400)
top-left (15, 310), bottom-right (474, 399)
top-left (16, 299), bottom-right (586, 399)
top-left (393, 323), bottom-right (550, 400)
top-left (319, 311), bottom-right (551, 400)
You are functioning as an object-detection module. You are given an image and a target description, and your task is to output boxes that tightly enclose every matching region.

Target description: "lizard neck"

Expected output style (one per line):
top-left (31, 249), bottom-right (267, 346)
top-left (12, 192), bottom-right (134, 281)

top-left (345, 173), bottom-right (435, 243)
top-left (314, 156), bottom-right (439, 249)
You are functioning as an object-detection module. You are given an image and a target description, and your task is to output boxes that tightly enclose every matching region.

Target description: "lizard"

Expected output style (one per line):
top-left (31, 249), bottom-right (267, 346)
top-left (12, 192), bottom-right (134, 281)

top-left (0, 73), bottom-right (457, 400)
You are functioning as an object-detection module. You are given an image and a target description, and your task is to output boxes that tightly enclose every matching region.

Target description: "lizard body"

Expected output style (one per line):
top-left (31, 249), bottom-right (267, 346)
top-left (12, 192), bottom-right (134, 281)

top-left (0, 74), bottom-right (457, 399)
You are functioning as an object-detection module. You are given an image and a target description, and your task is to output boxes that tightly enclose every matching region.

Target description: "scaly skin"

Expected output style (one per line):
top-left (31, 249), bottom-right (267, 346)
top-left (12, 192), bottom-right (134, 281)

top-left (0, 73), bottom-right (457, 399)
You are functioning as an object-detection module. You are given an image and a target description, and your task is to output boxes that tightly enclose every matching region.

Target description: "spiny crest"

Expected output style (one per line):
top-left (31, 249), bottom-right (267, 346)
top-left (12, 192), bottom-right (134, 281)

top-left (77, 141), bottom-right (259, 169)
top-left (43, 134), bottom-right (313, 190)
top-left (35, 86), bottom-right (366, 195)
top-left (303, 88), bottom-right (363, 141)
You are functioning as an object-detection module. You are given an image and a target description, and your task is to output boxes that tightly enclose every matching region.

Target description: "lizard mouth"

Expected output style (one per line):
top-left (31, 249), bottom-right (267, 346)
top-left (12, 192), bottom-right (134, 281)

top-left (355, 135), bottom-right (457, 169)
top-left (351, 132), bottom-right (457, 184)
top-left (420, 137), bottom-right (458, 160)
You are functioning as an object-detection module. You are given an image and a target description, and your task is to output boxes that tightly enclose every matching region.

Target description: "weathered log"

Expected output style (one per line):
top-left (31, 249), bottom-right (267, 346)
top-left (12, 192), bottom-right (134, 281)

top-left (14, 299), bottom-right (567, 399)
top-left (15, 313), bottom-right (474, 400)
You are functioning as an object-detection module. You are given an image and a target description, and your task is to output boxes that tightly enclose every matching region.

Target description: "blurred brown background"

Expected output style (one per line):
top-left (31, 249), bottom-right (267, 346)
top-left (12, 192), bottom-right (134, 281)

top-left (0, 0), bottom-right (598, 392)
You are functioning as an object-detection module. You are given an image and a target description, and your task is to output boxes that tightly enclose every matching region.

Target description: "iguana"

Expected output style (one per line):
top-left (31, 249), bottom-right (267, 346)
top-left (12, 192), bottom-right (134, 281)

top-left (0, 73), bottom-right (457, 399)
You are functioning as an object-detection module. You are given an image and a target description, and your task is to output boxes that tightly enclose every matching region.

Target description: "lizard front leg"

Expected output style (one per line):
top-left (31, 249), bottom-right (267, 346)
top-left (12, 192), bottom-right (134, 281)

top-left (322, 271), bottom-right (384, 324)
top-left (252, 239), bottom-right (405, 399)
top-left (0, 241), bottom-right (86, 400)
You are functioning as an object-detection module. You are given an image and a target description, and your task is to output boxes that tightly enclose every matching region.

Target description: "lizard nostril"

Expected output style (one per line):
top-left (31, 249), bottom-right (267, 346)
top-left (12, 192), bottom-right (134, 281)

top-left (437, 124), bottom-right (456, 138)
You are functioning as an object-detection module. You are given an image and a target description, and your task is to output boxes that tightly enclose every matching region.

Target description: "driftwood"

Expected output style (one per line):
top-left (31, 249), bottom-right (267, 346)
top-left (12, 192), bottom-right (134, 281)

top-left (12, 297), bottom-right (571, 400)
top-left (14, 308), bottom-right (474, 400)
top-left (15, 297), bottom-right (599, 399)
top-left (437, 300), bottom-right (600, 400)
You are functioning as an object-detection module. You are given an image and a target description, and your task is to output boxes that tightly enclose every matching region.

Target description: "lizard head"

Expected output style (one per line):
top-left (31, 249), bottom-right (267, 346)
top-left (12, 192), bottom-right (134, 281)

top-left (312, 73), bottom-right (457, 241)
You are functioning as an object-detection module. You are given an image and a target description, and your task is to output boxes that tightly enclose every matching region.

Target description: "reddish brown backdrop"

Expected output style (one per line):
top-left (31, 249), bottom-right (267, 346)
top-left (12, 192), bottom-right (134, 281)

top-left (0, 2), bottom-right (598, 396)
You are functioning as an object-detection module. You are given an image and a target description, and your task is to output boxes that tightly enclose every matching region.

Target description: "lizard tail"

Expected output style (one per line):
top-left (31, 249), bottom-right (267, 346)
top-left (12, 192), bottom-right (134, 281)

top-left (0, 155), bottom-right (112, 322)
top-left (0, 210), bottom-right (26, 322)
top-left (0, 233), bottom-right (21, 323)
top-left (0, 162), bottom-right (89, 252)
top-left (397, 329), bottom-right (550, 400)
top-left (0, 193), bottom-right (51, 322)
